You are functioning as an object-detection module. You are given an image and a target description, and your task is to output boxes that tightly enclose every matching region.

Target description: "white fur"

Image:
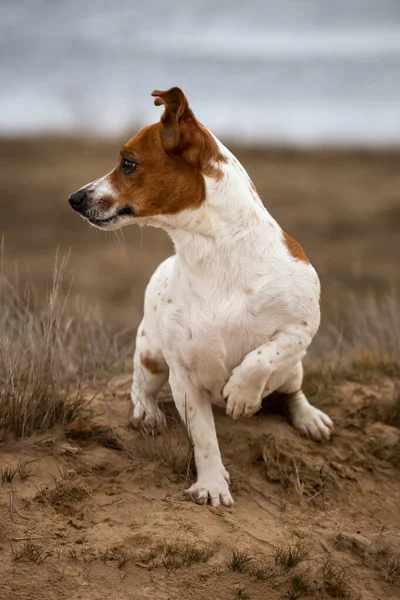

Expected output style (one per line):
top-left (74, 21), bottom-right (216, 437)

top-left (85, 174), bottom-right (115, 201)
top-left (118, 137), bottom-right (332, 506)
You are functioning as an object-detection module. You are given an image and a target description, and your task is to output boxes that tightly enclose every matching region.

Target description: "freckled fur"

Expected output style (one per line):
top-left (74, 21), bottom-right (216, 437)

top-left (69, 86), bottom-right (333, 507)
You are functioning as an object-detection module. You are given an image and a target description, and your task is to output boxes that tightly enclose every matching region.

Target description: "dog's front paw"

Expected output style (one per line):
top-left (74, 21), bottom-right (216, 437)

top-left (223, 368), bottom-right (264, 420)
top-left (185, 471), bottom-right (233, 507)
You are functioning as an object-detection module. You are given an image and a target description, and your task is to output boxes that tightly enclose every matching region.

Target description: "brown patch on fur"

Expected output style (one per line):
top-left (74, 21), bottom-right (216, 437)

top-left (245, 288), bottom-right (253, 295)
top-left (141, 330), bottom-right (146, 337)
top-left (109, 123), bottom-right (205, 218)
top-left (167, 298), bottom-right (172, 303)
top-left (140, 354), bottom-right (161, 375)
top-left (302, 321), bottom-right (308, 327)
top-left (92, 87), bottom-right (226, 220)
top-left (282, 231), bottom-right (309, 263)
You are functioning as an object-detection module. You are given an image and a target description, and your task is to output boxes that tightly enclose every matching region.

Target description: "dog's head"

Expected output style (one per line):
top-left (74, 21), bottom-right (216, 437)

top-left (68, 87), bottom-right (226, 230)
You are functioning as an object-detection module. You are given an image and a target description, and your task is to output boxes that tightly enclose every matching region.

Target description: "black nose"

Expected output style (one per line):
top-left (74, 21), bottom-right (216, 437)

top-left (68, 189), bottom-right (87, 212)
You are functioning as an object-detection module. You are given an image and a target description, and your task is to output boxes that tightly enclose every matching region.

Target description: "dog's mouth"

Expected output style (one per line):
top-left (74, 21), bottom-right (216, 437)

top-left (86, 205), bottom-right (136, 230)
top-left (87, 214), bottom-right (118, 229)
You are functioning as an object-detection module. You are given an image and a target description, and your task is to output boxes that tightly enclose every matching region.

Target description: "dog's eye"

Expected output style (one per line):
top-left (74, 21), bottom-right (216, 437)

top-left (121, 158), bottom-right (137, 175)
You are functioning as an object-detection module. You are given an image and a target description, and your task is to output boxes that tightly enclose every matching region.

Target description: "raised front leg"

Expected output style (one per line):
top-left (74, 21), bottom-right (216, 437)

top-left (223, 324), bottom-right (309, 419)
top-left (169, 369), bottom-right (233, 507)
top-left (223, 325), bottom-right (333, 440)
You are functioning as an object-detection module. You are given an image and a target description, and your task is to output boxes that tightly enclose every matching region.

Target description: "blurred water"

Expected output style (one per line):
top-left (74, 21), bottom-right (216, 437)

top-left (1, 0), bottom-right (400, 144)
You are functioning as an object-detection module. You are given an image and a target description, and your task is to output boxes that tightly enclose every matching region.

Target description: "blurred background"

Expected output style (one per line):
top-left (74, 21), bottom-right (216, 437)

top-left (2, 0), bottom-right (400, 144)
top-left (0, 0), bottom-right (399, 357)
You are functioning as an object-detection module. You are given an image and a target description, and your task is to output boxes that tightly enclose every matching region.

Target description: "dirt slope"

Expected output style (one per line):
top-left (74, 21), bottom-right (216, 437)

top-left (1, 374), bottom-right (399, 600)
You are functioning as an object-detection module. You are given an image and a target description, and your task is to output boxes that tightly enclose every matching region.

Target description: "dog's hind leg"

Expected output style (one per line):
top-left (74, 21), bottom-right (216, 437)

top-left (130, 260), bottom-right (174, 431)
top-left (278, 361), bottom-right (333, 441)
top-left (130, 258), bottom-right (175, 431)
top-left (130, 317), bottom-right (169, 431)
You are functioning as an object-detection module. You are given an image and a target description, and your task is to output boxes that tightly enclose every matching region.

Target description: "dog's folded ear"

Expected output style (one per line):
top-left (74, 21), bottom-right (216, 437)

top-left (151, 87), bottom-right (209, 169)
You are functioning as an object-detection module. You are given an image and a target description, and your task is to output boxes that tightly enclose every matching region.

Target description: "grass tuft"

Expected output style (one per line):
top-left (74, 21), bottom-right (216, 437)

top-left (139, 540), bottom-right (219, 571)
top-left (249, 563), bottom-right (275, 581)
top-left (1, 465), bottom-right (18, 483)
top-left (98, 544), bottom-right (131, 568)
top-left (35, 471), bottom-right (87, 514)
top-left (286, 573), bottom-right (316, 599)
top-left (275, 544), bottom-right (309, 570)
top-left (17, 460), bottom-right (32, 480)
top-left (11, 541), bottom-right (53, 564)
top-left (161, 541), bottom-right (219, 570)
top-left (250, 562), bottom-right (275, 580)
top-left (228, 549), bottom-right (253, 573)
top-left (322, 557), bottom-right (351, 597)
top-left (380, 556), bottom-right (400, 583)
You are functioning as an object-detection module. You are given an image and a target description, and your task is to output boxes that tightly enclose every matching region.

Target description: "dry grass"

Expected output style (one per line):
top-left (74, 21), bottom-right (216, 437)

top-left (125, 413), bottom-right (196, 485)
top-left (380, 555), bottom-right (400, 584)
top-left (98, 543), bottom-right (132, 568)
top-left (309, 287), bottom-right (400, 380)
top-left (34, 470), bottom-right (88, 515)
top-left (366, 436), bottom-right (400, 469)
top-left (138, 539), bottom-right (219, 571)
top-left (261, 435), bottom-right (333, 507)
top-left (373, 391), bottom-right (400, 429)
top-left (0, 253), bottom-right (132, 439)
top-left (234, 586), bottom-right (251, 600)
top-left (1, 460), bottom-right (32, 483)
top-left (11, 540), bottom-right (53, 564)
top-left (17, 460), bottom-right (32, 480)
top-left (161, 540), bottom-right (219, 570)
top-left (322, 557), bottom-right (351, 598)
top-left (224, 545), bottom-right (352, 598)
top-left (286, 573), bottom-right (316, 599)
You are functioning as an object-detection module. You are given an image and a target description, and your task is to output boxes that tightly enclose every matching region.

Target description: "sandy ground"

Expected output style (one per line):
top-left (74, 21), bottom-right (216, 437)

top-left (0, 136), bottom-right (399, 599)
top-left (1, 375), bottom-right (399, 599)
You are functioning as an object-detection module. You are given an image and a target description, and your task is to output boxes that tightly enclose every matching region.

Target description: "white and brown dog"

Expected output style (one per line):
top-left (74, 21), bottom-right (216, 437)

top-left (69, 87), bottom-right (333, 507)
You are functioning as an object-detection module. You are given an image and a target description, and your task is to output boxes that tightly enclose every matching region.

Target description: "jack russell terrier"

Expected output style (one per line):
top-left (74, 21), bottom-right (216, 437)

top-left (69, 87), bottom-right (333, 507)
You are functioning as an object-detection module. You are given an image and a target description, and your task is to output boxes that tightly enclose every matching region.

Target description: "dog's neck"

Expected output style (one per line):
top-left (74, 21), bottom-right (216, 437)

top-left (148, 140), bottom-right (282, 287)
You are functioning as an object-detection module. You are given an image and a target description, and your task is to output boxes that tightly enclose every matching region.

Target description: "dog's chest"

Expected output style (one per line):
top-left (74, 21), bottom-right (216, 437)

top-left (159, 281), bottom-right (277, 389)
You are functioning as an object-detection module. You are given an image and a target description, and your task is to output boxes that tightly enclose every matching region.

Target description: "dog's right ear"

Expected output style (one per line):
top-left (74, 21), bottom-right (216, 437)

top-left (152, 87), bottom-right (208, 168)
